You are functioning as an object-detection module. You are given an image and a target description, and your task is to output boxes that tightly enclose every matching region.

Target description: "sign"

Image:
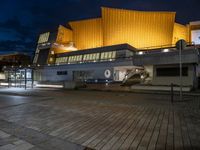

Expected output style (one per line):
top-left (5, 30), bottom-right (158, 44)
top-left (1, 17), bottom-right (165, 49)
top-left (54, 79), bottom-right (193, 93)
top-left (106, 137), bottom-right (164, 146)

top-left (104, 69), bottom-right (111, 78)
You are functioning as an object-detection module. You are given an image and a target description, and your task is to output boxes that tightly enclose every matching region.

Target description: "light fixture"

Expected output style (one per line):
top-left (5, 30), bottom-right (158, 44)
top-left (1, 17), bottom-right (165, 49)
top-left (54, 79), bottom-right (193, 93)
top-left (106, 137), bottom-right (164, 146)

top-left (138, 51), bottom-right (144, 55)
top-left (53, 43), bottom-right (59, 46)
top-left (163, 49), bottom-right (169, 52)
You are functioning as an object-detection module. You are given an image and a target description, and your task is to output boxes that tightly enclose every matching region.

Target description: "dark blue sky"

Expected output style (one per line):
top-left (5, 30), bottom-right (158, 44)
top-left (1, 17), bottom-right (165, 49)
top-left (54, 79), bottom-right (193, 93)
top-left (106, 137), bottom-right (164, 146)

top-left (0, 0), bottom-right (200, 56)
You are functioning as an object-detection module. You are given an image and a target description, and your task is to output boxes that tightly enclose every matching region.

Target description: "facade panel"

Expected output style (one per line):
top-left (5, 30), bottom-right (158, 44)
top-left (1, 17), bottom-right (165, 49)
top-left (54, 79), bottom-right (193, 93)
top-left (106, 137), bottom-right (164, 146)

top-left (173, 23), bottom-right (189, 44)
top-left (69, 18), bottom-right (103, 50)
top-left (56, 25), bottom-right (73, 44)
top-left (101, 7), bottom-right (176, 49)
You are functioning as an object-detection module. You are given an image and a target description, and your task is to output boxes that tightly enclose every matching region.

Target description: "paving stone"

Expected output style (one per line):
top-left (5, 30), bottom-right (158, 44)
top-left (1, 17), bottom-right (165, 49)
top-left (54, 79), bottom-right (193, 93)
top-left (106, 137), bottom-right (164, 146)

top-left (0, 136), bottom-right (18, 146)
top-left (0, 90), bottom-right (200, 150)
top-left (0, 144), bottom-right (15, 150)
top-left (14, 142), bottom-right (34, 150)
top-left (0, 131), bottom-right (10, 139)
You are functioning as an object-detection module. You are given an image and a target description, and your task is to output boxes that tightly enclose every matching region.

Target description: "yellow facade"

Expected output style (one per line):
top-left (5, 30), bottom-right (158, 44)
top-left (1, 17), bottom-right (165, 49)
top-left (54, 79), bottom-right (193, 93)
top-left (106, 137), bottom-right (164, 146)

top-left (101, 7), bottom-right (176, 49)
top-left (49, 7), bottom-right (191, 53)
top-left (69, 18), bottom-right (103, 50)
top-left (173, 23), bottom-right (189, 44)
top-left (56, 25), bottom-right (73, 44)
top-left (53, 25), bottom-right (73, 54)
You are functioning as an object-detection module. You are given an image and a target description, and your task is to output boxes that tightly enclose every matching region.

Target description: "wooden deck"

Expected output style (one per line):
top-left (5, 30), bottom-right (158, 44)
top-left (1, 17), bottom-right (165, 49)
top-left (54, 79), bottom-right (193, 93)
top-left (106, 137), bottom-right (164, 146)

top-left (0, 90), bottom-right (200, 149)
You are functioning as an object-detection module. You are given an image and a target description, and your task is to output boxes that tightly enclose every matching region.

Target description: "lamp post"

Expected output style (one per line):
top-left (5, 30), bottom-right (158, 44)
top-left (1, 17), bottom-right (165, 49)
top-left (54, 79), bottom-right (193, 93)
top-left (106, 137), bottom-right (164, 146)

top-left (176, 40), bottom-right (187, 101)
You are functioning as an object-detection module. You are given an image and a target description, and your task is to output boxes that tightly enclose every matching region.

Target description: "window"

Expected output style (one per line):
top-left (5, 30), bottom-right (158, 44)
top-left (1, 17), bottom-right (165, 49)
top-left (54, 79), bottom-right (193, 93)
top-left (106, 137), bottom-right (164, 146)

top-left (100, 51), bottom-right (116, 61)
top-left (55, 57), bottom-right (68, 64)
top-left (57, 71), bottom-right (68, 75)
top-left (156, 67), bottom-right (188, 77)
top-left (38, 32), bottom-right (50, 44)
top-left (49, 57), bottom-right (53, 62)
top-left (68, 55), bottom-right (82, 63)
top-left (83, 53), bottom-right (100, 62)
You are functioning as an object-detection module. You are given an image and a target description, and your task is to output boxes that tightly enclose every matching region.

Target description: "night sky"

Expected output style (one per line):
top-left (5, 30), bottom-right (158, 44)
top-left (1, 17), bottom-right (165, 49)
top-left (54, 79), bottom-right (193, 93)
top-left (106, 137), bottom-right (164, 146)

top-left (0, 0), bottom-right (200, 56)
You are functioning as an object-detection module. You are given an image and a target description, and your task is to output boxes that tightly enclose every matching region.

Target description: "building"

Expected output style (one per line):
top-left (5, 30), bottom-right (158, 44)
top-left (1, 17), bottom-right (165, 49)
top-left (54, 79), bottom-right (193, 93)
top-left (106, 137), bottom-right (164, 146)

top-left (4, 7), bottom-right (200, 90)
top-left (0, 53), bottom-right (31, 81)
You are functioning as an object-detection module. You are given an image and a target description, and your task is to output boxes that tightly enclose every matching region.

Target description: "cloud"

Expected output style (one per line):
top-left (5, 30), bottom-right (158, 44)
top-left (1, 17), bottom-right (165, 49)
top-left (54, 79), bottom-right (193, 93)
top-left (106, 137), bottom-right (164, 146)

top-left (0, 40), bottom-right (35, 55)
top-left (0, 17), bottom-right (33, 41)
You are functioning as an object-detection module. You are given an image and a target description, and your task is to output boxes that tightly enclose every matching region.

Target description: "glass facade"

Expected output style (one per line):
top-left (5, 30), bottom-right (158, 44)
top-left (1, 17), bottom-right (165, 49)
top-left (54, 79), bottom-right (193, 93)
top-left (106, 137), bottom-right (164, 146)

top-left (100, 51), bottom-right (116, 61)
top-left (55, 50), bottom-right (132, 65)
top-left (83, 53), bottom-right (100, 62)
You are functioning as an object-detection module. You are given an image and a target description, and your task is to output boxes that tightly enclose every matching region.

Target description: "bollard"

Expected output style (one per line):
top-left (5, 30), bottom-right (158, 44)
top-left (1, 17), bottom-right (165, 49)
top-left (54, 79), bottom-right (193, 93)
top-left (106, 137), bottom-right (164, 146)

top-left (199, 96), bottom-right (200, 109)
top-left (171, 83), bottom-right (174, 103)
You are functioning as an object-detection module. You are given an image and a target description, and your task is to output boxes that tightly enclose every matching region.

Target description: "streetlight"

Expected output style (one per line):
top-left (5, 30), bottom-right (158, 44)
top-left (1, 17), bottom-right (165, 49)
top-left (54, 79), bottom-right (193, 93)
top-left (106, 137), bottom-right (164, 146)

top-left (176, 39), bottom-right (187, 101)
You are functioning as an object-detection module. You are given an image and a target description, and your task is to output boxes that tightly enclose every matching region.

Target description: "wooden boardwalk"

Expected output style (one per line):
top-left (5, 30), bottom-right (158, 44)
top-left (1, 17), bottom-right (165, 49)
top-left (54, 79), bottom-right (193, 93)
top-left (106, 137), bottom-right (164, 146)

top-left (0, 91), bottom-right (200, 150)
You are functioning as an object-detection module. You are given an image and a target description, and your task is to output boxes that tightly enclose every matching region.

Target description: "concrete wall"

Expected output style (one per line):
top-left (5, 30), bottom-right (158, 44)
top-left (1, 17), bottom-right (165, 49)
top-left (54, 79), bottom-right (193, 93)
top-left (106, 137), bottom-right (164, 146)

top-left (133, 48), bottom-right (199, 66)
top-left (34, 60), bottom-right (133, 82)
top-left (152, 64), bottom-right (196, 87)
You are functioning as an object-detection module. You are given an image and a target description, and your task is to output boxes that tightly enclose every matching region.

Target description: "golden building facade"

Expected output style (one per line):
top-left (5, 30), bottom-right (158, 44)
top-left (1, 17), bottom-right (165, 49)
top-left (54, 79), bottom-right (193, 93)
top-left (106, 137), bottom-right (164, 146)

top-left (173, 23), bottom-right (188, 44)
top-left (69, 18), bottom-right (103, 50)
top-left (49, 7), bottom-right (191, 54)
top-left (56, 25), bottom-right (73, 44)
top-left (102, 7), bottom-right (176, 48)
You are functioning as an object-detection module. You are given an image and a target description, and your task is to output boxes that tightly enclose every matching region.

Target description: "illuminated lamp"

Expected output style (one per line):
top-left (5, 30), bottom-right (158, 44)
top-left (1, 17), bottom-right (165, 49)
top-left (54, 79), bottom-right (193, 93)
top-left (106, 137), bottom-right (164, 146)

top-left (61, 42), bottom-right (77, 51)
top-left (53, 42), bottom-right (77, 51)
top-left (163, 49), bottom-right (169, 52)
top-left (53, 43), bottom-right (59, 46)
top-left (138, 51), bottom-right (144, 55)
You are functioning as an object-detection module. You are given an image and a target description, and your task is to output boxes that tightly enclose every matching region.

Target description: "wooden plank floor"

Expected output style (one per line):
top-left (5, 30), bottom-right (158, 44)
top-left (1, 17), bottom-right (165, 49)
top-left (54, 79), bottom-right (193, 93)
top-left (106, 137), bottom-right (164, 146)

top-left (0, 92), bottom-right (200, 150)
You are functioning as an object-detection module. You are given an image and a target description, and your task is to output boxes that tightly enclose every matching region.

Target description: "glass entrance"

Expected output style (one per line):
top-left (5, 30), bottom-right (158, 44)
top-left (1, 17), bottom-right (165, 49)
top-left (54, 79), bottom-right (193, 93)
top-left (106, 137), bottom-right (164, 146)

top-left (5, 68), bottom-right (34, 89)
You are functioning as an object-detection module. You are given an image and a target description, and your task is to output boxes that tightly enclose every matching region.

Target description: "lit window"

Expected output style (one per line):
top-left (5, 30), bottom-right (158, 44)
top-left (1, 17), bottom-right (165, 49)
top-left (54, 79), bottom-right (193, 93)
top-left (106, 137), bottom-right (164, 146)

top-left (38, 32), bottom-right (50, 44)
top-left (101, 53), bottom-right (105, 60)
top-left (96, 53), bottom-right (100, 60)
top-left (112, 51), bottom-right (116, 58)
top-left (49, 57), bottom-right (53, 62)
top-left (108, 52), bottom-right (112, 58)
